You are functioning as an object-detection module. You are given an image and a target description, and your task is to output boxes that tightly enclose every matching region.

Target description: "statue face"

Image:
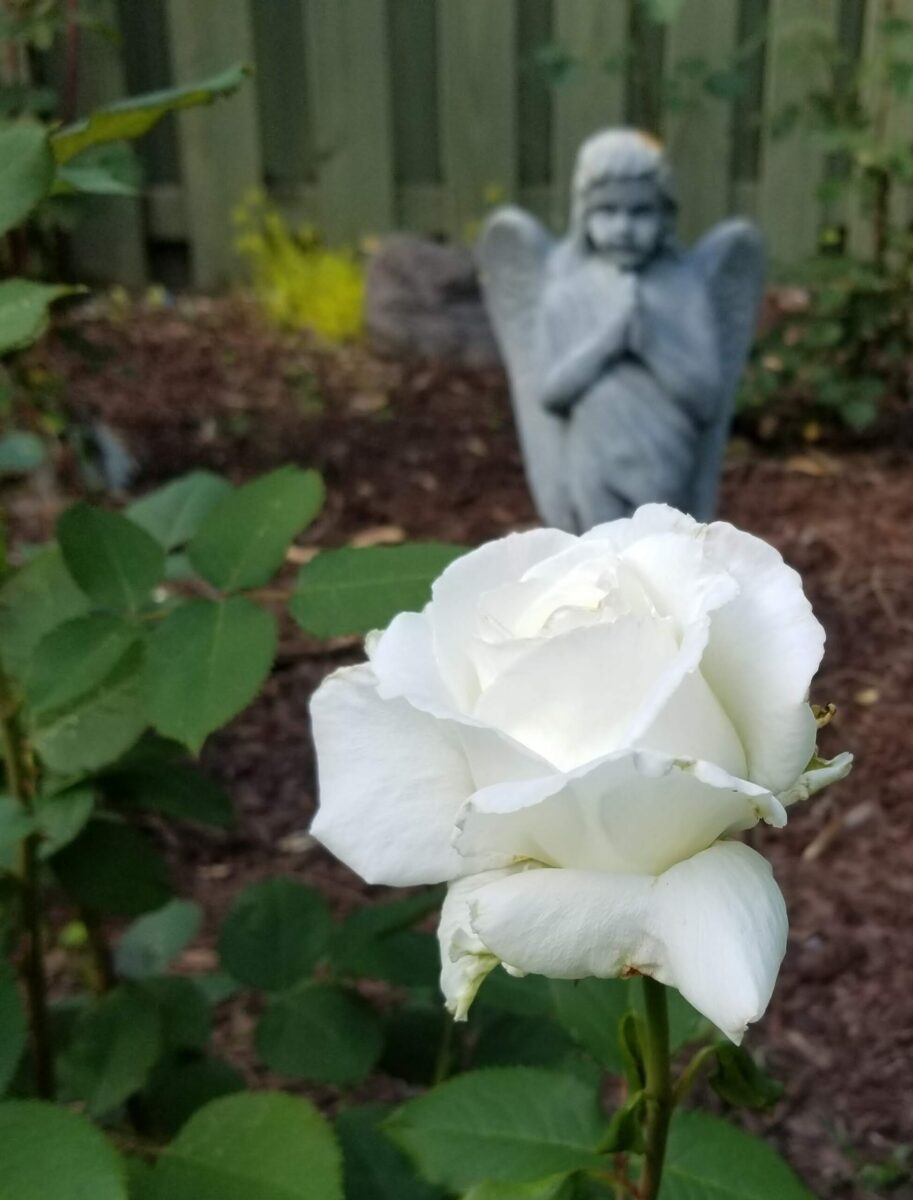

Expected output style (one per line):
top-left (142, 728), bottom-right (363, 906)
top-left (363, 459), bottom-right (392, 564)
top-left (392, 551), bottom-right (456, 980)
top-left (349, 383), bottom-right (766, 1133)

top-left (583, 177), bottom-right (666, 271)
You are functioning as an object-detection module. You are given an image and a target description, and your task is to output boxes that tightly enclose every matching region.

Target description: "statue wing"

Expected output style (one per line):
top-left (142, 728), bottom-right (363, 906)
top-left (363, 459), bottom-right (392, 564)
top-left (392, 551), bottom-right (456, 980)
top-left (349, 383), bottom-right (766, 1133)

top-left (687, 219), bottom-right (766, 519)
top-left (478, 208), bottom-right (574, 529)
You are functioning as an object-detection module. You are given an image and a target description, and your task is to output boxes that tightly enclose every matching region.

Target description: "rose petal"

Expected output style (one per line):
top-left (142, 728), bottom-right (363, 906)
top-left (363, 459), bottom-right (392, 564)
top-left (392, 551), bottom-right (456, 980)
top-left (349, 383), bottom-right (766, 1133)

top-left (473, 615), bottom-right (685, 770)
top-left (429, 529), bottom-right (575, 708)
top-left (310, 665), bottom-right (503, 885)
top-left (456, 748), bottom-right (782, 876)
top-left (468, 841), bottom-right (787, 1041)
top-left (370, 610), bottom-right (554, 791)
top-left (649, 841), bottom-right (788, 1042)
top-left (700, 522), bottom-right (825, 792)
top-left (438, 868), bottom-right (524, 1019)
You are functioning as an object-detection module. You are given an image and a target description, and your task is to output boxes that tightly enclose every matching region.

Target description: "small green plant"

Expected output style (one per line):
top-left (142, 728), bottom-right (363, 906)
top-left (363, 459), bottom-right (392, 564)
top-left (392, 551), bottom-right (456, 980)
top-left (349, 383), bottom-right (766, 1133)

top-left (0, 463), bottom-right (467, 1195)
top-left (738, 253), bottom-right (912, 439)
top-left (233, 191), bottom-right (365, 343)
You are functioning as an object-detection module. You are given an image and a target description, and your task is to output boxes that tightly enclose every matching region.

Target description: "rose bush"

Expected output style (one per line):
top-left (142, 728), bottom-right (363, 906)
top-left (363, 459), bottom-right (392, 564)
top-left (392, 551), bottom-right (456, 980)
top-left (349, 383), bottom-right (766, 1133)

top-left (311, 505), bottom-right (851, 1043)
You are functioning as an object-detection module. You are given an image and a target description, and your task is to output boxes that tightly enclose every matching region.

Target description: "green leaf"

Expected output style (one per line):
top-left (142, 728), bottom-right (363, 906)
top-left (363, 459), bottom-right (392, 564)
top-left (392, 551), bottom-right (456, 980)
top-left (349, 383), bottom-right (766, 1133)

top-left (25, 612), bottom-right (139, 715)
top-left (189, 466), bottom-right (324, 591)
top-left (0, 430), bottom-right (45, 476)
top-left (473, 1013), bottom-right (577, 1069)
top-left (0, 964), bottom-right (26, 1096)
top-left (640, 0), bottom-right (686, 22)
top-left (550, 979), bottom-right (704, 1072)
top-left (52, 64), bottom-right (253, 163)
top-left (462, 1178), bottom-right (576, 1200)
top-left (0, 119), bottom-right (54, 236)
top-left (0, 795), bottom-right (35, 864)
top-left (57, 503), bottom-right (165, 614)
top-left (146, 597), bottom-right (277, 752)
top-left (0, 1100), bottom-right (127, 1199)
top-left (660, 1110), bottom-right (812, 1198)
top-left (116, 899), bottom-right (203, 980)
top-left (58, 984), bottom-right (162, 1117)
top-left (127, 471), bottom-right (232, 551)
top-left (256, 982), bottom-right (383, 1085)
top-left (380, 1003), bottom-right (448, 1086)
top-left (138, 977), bottom-right (211, 1052)
top-left (475, 970), bottom-right (554, 1018)
top-left (708, 1043), bottom-right (784, 1111)
top-left (148, 1091), bottom-right (343, 1200)
top-left (601, 1092), bottom-right (646, 1154)
top-left (191, 971), bottom-right (240, 1006)
top-left (218, 877), bottom-right (331, 991)
top-left (550, 979), bottom-right (631, 1072)
top-left (0, 279), bottom-right (79, 356)
top-left (386, 1068), bottom-right (606, 1189)
top-left (33, 784), bottom-right (95, 857)
top-left (52, 819), bottom-right (171, 916)
top-left (291, 543), bottom-right (465, 638)
top-left (331, 889), bottom-right (443, 988)
top-left (336, 1104), bottom-right (445, 1200)
top-left (29, 640), bottom-right (147, 774)
top-left (0, 546), bottom-right (88, 680)
top-left (56, 141), bottom-right (142, 196)
top-left (141, 1056), bottom-right (245, 1139)
top-left (103, 760), bottom-right (234, 827)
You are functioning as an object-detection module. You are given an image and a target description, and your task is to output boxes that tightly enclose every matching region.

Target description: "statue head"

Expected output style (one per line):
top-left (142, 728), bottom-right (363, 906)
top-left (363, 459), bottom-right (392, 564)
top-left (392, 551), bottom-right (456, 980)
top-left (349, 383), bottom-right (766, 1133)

top-left (571, 129), bottom-right (676, 271)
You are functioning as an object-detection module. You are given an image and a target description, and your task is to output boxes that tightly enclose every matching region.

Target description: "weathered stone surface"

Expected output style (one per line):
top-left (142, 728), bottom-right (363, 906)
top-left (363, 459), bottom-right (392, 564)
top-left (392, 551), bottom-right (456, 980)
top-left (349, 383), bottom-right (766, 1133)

top-left (365, 233), bottom-right (499, 367)
top-left (479, 128), bottom-right (766, 532)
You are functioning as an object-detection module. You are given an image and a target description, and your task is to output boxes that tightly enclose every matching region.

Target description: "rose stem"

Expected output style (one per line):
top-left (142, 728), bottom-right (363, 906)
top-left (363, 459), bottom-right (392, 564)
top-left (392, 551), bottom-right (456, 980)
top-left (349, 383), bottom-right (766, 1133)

top-left (639, 976), bottom-right (672, 1200)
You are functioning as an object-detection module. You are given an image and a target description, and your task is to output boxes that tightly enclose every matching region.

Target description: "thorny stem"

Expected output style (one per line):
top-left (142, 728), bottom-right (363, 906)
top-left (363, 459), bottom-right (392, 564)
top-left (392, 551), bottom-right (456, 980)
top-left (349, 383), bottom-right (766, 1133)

top-left (0, 673), bottom-right (54, 1098)
top-left (638, 977), bottom-right (672, 1200)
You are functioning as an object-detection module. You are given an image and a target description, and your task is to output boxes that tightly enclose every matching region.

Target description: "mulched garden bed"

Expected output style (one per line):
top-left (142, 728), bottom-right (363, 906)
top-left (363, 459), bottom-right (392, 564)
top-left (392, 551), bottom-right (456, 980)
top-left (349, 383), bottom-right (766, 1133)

top-left (13, 296), bottom-right (913, 1198)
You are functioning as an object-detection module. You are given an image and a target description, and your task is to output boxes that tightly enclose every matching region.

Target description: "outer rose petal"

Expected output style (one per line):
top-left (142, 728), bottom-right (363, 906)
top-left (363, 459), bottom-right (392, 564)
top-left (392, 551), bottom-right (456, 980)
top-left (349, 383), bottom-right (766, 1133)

top-left (467, 842), bottom-right (787, 1042)
top-left (438, 868), bottom-right (525, 1019)
top-left (700, 522), bottom-right (826, 792)
top-left (309, 665), bottom-right (504, 885)
top-left (429, 529), bottom-right (575, 709)
top-left (649, 842), bottom-right (788, 1042)
top-left (455, 749), bottom-right (783, 876)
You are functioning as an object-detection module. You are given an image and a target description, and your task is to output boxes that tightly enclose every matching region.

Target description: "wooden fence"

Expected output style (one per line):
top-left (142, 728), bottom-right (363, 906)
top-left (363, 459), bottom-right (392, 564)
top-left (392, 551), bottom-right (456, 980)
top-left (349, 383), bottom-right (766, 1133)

top-left (67, 0), bottom-right (904, 289)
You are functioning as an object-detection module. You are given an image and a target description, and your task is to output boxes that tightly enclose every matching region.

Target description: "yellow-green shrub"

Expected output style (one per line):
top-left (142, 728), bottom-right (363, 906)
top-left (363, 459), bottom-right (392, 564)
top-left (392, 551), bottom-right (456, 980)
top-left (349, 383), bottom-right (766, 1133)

top-left (234, 192), bottom-right (364, 342)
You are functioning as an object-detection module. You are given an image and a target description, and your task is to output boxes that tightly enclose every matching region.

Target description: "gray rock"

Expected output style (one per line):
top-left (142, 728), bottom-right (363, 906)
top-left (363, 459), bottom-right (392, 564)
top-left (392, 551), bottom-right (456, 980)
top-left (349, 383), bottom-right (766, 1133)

top-left (365, 233), bottom-right (499, 367)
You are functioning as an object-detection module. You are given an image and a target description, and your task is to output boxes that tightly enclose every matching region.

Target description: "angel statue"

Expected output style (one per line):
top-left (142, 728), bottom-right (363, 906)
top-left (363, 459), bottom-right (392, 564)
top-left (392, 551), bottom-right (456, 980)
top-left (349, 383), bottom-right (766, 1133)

top-left (478, 128), bottom-right (765, 532)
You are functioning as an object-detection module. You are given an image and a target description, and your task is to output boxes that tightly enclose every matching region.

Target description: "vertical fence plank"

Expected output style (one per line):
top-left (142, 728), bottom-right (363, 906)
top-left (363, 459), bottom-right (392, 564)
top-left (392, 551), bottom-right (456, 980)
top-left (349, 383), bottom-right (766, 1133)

top-left (252, 0), bottom-right (314, 189)
top-left (757, 0), bottom-right (837, 267)
top-left (69, 0), bottom-right (147, 286)
top-left (551, 0), bottom-right (628, 228)
top-left (438, 0), bottom-right (517, 238)
top-left (665, 0), bottom-right (739, 245)
top-left (166, 0), bottom-right (261, 289)
top-left (303, 0), bottom-right (394, 243)
top-left (847, 0), bottom-right (913, 257)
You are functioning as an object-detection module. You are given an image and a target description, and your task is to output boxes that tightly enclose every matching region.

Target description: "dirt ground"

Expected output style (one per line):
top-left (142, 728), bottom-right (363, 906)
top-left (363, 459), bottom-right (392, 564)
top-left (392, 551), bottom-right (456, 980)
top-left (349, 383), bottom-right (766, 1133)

top-left (15, 297), bottom-right (913, 1198)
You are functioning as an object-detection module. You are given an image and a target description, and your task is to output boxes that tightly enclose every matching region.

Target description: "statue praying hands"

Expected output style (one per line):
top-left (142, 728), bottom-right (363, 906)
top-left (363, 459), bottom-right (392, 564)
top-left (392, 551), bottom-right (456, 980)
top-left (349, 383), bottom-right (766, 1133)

top-left (479, 129), bottom-right (765, 532)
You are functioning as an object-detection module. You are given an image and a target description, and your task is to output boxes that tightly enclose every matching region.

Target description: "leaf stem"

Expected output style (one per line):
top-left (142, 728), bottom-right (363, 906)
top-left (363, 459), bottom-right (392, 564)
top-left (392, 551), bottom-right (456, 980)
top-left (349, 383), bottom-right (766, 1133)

top-left (639, 977), bottom-right (672, 1200)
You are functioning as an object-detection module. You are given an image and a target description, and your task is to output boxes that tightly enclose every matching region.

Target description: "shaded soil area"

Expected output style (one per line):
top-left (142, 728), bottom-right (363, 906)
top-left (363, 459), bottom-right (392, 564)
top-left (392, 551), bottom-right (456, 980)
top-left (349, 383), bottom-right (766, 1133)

top-left (14, 297), bottom-right (913, 1198)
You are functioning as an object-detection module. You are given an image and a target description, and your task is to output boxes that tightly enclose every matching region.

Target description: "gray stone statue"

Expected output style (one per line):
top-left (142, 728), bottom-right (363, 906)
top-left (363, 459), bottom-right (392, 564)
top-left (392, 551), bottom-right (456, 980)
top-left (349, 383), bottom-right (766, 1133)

top-left (478, 128), bottom-right (765, 532)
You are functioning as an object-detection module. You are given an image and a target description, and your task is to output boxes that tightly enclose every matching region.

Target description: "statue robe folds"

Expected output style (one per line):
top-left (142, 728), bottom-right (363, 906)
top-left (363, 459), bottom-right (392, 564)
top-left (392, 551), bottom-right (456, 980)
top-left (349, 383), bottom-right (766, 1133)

top-left (479, 209), bottom-right (765, 533)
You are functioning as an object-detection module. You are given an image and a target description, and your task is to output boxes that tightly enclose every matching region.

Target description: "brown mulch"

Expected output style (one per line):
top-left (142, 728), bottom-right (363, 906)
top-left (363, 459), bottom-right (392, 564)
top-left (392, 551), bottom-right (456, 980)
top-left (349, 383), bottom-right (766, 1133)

top-left (15, 296), bottom-right (913, 1198)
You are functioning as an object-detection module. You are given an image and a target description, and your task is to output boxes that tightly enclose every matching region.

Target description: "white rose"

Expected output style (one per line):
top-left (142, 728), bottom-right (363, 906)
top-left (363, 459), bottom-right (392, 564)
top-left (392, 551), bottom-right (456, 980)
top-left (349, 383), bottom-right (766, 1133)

top-left (310, 505), bottom-right (851, 1042)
